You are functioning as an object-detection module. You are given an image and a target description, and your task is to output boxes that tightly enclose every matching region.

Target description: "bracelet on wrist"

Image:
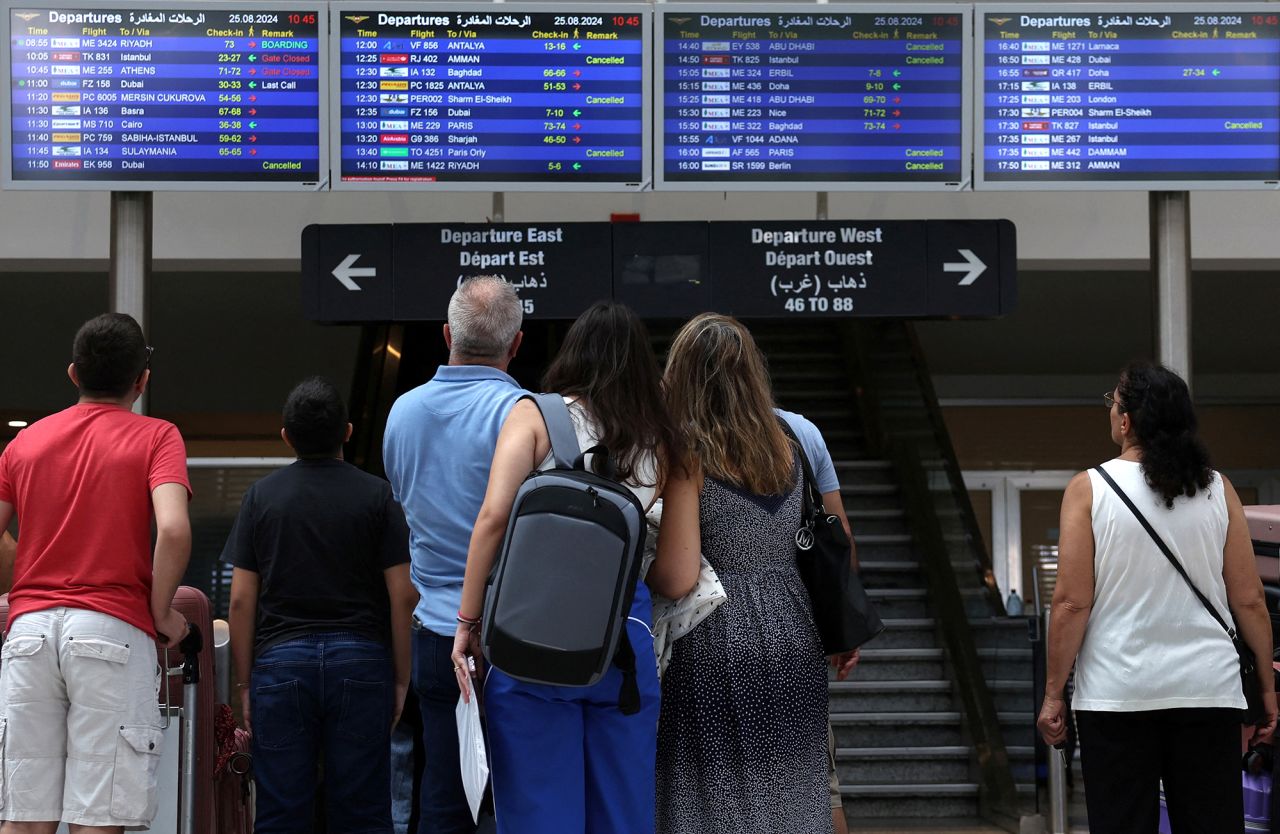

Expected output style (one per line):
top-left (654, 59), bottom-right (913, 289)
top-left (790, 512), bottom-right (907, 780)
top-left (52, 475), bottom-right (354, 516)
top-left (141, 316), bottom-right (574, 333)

top-left (457, 611), bottom-right (482, 627)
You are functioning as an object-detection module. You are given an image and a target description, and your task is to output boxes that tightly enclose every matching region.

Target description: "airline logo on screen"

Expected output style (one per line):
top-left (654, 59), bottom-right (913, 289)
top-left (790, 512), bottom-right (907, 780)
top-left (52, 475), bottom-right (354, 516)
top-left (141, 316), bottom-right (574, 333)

top-left (9, 6), bottom-right (323, 186)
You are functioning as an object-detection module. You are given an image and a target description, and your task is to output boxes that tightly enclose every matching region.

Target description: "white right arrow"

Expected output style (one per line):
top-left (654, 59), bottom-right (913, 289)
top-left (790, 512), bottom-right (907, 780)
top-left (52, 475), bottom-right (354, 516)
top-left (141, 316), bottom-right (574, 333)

top-left (943, 248), bottom-right (987, 286)
top-left (332, 254), bottom-right (376, 291)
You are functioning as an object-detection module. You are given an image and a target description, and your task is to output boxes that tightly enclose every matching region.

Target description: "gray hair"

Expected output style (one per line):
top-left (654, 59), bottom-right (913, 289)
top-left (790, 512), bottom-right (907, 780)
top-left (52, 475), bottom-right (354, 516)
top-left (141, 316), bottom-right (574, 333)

top-left (446, 276), bottom-right (523, 360)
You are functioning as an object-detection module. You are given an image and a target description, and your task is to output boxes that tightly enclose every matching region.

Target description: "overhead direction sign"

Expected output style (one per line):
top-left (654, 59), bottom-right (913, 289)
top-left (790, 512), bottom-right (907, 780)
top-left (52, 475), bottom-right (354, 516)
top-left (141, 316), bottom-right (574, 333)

top-left (393, 223), bottom-right (613, 319)
top-left (302, 223), bottom-right (394, 320)
top-left (301, 218), bottom-right (1016, 321)
top-left (709, 219), bottom-right (1015, 317)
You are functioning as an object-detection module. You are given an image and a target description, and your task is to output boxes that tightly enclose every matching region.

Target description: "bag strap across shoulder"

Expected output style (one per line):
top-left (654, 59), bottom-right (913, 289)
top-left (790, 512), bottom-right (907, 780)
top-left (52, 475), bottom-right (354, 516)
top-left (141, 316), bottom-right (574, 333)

top-left (1092, 464), bottom-right (1240, 643)
top-left (777, 416), bottom-right (823, 521)
top-left (527, 393), bottom-right (581, 470)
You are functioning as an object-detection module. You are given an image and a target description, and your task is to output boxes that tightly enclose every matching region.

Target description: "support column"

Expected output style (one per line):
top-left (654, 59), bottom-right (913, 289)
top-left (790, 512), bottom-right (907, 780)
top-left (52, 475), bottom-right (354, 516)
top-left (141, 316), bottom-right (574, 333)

top-left (492, 192), bottom-right (506, 223)
top-left (109, 191), bottom-right (153, 414)
top-left (1149, 191), bottom-right (1191, 385)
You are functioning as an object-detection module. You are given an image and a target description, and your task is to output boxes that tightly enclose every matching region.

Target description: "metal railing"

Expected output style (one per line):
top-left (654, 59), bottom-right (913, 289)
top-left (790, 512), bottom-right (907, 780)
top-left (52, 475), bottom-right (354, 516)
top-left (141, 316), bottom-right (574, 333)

top-left (844, 319), bottom-right (1028, 830)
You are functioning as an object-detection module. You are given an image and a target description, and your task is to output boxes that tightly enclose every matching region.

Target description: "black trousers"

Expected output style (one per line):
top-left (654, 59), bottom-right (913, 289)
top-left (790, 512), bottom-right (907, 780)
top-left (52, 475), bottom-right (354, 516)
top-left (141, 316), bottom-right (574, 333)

top-left (1076, 708), bottom-right (1244, 834)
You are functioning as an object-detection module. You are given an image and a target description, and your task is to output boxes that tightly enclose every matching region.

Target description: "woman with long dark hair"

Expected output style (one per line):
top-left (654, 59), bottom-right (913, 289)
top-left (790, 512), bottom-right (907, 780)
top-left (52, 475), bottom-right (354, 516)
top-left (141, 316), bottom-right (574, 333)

top-left (450, 301), bottom-right (687, 834)
top-left (1038, 361), bottom-right (1276, 833)
top-left (651, 313), bottom-right (854, 834)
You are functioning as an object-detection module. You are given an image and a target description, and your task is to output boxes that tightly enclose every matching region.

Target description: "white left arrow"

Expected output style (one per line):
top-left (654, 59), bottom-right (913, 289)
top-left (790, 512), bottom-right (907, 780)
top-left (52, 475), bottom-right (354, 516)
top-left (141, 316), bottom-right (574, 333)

top-left (943, 248), bottom-right (987, 286)
top-left (332, 254), bottom-right (376, 291)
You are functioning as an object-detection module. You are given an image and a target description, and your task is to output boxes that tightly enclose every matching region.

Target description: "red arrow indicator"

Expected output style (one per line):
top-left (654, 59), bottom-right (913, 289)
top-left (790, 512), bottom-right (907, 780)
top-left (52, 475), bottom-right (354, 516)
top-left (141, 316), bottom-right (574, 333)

top-left (892, 123), bottom-right (901, 130)
top-left (893, 96), bottom-right (901, 104)
top-left (249, 95), bottom-right (257, 102)
top-left (892, 109), bottom-right (901, 117)
top-left (248, 108), bottom-right (257, 116)
top-left (572, 136), bottom-right (581, 144)
top-left (249, 68), bottom-right (256, 75)
top-left (571, 82), bottom-right (581, 91)
top-left (572, 123), bottom-right (582, 130)
top-left (249, 135), bottom-right (258, 142)
top-left (249, 40), bottom-right (256, 47)
top-left (249, 148), bottom-right (257, 156)
top-left (572, 69), bottom-right (582, 77)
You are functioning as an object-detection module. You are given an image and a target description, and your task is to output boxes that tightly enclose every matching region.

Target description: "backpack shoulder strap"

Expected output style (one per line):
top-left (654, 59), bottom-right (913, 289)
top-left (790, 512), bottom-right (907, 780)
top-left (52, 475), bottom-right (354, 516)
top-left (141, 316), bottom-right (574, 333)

top-left (528, 393), bottom-right (581, 470)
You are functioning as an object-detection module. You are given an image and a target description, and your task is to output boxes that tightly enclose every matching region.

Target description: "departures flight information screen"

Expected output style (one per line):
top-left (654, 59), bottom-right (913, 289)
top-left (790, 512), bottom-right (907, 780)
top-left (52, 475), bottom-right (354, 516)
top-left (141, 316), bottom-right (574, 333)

top-left (334, 4), bottom-right (649, 188)
top-left (978, 5), bottom-right (1280, 187)
top-left (657, 5), bottom-right (970, 189)
top-left (6, 3), bottom-right (324, 187)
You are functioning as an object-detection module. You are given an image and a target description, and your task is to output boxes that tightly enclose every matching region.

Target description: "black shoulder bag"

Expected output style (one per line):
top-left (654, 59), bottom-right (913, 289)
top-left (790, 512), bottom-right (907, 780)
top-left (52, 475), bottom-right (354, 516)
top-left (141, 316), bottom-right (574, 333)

top-left (779, 419), bottom-right (885, 654)
top-left (1093, 465), bottom-right (1263, 725)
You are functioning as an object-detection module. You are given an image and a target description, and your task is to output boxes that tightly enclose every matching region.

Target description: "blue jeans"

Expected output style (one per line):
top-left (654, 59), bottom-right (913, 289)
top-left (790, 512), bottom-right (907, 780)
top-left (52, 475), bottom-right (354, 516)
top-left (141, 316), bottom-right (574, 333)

top-left (251, 633), bottom-right (394, 834)
top-left (412, 622), bottom-right (478, 834)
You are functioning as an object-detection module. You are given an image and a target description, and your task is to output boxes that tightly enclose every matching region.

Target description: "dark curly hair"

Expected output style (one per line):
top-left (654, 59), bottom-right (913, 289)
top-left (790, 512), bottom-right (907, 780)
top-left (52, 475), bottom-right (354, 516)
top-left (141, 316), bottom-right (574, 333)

top-left (1115, 361), bottom-right (1213, 508)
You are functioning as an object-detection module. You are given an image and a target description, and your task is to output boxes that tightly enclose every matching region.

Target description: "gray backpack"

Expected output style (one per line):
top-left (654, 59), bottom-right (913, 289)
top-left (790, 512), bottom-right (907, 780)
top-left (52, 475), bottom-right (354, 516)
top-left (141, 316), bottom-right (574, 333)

top-left (481, 394), bottom-right (645, 713)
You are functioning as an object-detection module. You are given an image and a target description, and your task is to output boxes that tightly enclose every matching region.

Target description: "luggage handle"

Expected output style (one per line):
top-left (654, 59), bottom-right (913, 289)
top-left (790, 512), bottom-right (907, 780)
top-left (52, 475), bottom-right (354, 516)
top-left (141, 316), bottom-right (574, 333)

top-left (158, 623), bottom-right (204, 728)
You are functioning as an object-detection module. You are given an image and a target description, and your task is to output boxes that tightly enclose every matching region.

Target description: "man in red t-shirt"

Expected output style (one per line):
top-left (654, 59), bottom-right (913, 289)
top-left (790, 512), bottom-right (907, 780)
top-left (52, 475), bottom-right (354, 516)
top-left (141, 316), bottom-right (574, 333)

top-left (0, 313), bottom-right (192, 833)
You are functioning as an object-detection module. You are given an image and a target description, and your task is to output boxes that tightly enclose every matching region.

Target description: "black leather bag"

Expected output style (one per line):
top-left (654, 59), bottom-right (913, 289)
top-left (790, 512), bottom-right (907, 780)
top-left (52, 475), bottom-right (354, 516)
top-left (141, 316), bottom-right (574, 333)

top-left (780, 420), bottom-right (885, 655)
top-left (1093, 465), bottom-right (1264, 725)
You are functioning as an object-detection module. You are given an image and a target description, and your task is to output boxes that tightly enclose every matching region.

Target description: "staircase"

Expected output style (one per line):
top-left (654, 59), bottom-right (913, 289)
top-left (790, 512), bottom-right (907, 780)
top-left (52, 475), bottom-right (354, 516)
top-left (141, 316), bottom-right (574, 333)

top-left (753, 321), bottom-right (1036, 826)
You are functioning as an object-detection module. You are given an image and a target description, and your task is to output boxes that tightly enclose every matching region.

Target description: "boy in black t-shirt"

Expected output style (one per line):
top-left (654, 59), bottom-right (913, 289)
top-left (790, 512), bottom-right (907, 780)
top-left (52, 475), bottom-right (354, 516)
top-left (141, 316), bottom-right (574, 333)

top-left (224, 377), bottom-right (417, 834)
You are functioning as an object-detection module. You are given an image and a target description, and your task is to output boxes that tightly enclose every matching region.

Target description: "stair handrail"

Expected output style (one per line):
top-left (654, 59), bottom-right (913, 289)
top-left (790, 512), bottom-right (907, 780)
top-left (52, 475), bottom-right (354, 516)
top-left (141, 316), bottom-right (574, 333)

top-left (898, 323), bottom-right (1008, 614)
top-left (891, 439), bottom-right (1023, 828)
top-left (841, 320), bottom-right (1022, 829)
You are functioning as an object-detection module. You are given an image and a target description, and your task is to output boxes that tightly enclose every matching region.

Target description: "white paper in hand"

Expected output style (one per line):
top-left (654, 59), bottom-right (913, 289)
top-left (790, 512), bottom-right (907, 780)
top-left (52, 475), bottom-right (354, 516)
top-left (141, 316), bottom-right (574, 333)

top-left (455, 692), bottom-right (489, 823)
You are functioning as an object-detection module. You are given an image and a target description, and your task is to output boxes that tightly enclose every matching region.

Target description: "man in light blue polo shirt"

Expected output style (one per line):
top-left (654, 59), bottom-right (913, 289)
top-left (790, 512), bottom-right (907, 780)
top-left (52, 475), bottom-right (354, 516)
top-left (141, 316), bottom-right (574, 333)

top-left (383, 276), bottom-right (527, 834)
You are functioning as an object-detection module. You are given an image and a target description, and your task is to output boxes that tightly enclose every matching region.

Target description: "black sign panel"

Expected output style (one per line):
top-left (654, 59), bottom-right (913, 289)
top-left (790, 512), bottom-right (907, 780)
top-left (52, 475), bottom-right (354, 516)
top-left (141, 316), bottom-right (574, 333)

top-left (711, 221), bottom-right (929, 317)
top-left (302, 219), bottom-right (1016, 321)
top-left (924, 219), bottom-right (1016, 316)
top-left (709, 219), bottom-right (1015, 318)
top-left (393, 223), bottom-right (612, 320)
top-left (302, 223), bottom-right (394, 322)
top-left (612, 221), bottom-right (711, 319)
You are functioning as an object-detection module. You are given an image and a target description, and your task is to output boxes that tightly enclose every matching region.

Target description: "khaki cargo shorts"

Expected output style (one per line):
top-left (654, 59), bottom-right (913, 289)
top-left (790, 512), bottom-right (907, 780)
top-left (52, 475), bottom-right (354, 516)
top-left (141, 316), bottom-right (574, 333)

top-left (0, 607), bottom-right (162, 829)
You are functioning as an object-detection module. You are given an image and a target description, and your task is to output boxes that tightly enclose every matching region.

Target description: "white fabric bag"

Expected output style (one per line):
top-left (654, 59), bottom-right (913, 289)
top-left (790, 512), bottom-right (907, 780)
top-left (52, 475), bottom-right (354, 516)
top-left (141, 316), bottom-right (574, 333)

top-left (642, 500), bottom-right (729, 676)
top-left (455, 690), bottom-right (489, 823)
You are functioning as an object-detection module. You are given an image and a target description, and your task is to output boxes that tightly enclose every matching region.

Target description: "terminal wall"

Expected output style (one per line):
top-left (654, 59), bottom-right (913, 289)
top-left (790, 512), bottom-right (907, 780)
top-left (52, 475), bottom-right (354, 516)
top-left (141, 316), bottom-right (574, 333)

top-left (2, 189), bottom-right (1279, 262)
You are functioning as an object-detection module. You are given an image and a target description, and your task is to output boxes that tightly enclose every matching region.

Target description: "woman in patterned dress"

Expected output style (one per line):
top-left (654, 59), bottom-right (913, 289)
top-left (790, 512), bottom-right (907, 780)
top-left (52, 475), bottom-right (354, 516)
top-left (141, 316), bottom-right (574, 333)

top-left (650, 314), bottom-right (852, 834)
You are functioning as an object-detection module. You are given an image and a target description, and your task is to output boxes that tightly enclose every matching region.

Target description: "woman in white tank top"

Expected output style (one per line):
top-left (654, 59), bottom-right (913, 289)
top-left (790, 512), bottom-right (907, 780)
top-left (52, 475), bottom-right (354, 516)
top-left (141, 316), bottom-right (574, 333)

top-left (1037, 362), bottom-right (1275, 834)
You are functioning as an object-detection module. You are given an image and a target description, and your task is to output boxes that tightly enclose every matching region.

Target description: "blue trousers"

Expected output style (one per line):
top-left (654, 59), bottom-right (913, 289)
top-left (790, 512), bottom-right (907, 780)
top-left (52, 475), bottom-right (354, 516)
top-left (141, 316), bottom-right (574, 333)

top-left (250, 632), bottom-right (394, 834)
top-left (484, 584), bottom-right (661, 834)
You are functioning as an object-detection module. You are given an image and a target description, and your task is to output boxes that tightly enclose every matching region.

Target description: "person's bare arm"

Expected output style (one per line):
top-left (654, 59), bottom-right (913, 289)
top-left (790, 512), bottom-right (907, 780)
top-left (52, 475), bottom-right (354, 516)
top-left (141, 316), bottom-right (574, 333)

top-left (384, 562), bottom-right (418, 726)
top-left (1221, 475), bottom-right (1277, 744)
top-left (151, 482), bottom-right (192, 647)
top-left (647, 462), bottom-right (702, 600)
top-left (0, 526), bottom-right (16, 595)
top-left (1037, 472), bottom-right (1095, 746)
top-left (228, 567), bottom-right (260, 733)
top-left (451, 400), bottom-right (547, 702)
